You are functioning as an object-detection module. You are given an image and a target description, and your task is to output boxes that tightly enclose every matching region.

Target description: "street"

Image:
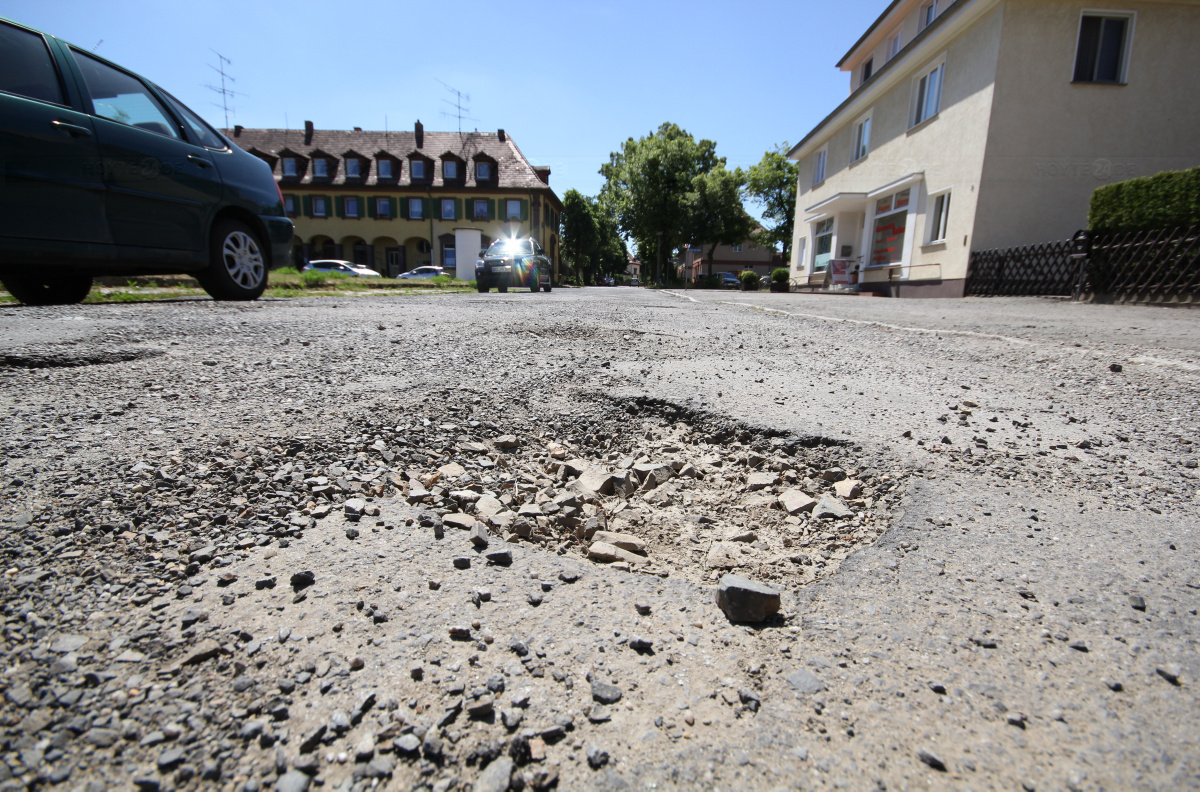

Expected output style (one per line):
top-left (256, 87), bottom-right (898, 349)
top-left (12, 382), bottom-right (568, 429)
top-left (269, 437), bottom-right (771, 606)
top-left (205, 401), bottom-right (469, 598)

top-left (1, 288), bottom-right (1197, 791)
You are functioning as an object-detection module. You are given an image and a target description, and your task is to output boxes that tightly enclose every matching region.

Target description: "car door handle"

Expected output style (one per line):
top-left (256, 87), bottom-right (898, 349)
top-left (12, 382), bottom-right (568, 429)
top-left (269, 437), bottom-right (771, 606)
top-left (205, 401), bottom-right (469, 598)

top-left (51, 120), bottom-right (93, 137)
top-left (187, 154), bottom-right (213, 168)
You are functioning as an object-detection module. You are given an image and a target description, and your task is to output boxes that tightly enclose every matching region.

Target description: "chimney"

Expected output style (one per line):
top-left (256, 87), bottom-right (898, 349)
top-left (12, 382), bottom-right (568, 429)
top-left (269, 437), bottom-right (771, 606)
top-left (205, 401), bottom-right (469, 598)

top-left (497, 129), bottom-right (506, 143)
top-left (534, 166), bottom-right (551, 185)
top-left (414, 120), bottom-right (424, 149)
top-left (233, 124), bottom-right (243, 137)
top-left (304, 120), bottom-right (314, 145)
top-left (353, 126), bottom-right (362, 132)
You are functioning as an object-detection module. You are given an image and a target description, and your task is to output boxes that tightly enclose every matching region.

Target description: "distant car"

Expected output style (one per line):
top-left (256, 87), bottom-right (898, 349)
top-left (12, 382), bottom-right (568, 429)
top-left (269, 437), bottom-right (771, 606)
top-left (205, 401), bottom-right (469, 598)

top-left (302, 260), bottom-right (381, 277)
top-left (629, 277), bottom-right (640, 287)
top-left (601, 276), bottom-right (616, 287)
top-left (716, 272), bottom-right (741, 288)
top-left (0, 16), bottom-right (293, 304)
top-left (476, 237), bottom-right (552, 293)
top-left (397, 266), bottom-right (447, 279)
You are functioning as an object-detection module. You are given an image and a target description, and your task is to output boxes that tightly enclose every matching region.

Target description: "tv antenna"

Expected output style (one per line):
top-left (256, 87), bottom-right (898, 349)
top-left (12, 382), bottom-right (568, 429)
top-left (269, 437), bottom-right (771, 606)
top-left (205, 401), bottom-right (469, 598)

top-left (204, 50), bottom-right (245, 129)
top-left (437, 79), bottom-right (478, 135)
top-left (92, 39), bottom-right (103, 51)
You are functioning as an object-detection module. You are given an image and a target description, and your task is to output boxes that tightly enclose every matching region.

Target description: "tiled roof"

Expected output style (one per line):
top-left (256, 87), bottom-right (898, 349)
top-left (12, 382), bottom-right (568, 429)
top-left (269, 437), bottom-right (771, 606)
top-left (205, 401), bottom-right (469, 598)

top-left (225, 125), bottom-right (556, 193)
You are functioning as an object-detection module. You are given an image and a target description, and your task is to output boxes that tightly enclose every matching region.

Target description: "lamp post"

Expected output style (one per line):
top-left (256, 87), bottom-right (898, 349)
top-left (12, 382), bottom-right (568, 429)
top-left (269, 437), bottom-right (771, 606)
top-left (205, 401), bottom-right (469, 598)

top-left (655, 230), bottom-right (663, 287)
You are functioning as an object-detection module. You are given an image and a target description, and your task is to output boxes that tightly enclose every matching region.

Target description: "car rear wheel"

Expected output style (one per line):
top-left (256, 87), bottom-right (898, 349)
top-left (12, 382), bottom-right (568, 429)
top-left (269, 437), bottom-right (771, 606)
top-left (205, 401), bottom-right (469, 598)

top-left (198, 218), bottom-right (267, 301)
top-left (1, 271), bottom-right (92, 305)
top-left (529, 268), bottom-right (539, 293)
top-left (542, 280), bottom-right (552, 292)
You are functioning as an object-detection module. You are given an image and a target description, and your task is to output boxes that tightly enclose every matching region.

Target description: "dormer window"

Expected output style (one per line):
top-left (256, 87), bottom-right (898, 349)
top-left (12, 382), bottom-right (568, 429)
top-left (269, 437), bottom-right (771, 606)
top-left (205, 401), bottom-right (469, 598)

top-left (378, 159), bottom-right (393, 179)
top-left (282, 157), bottom-right (297, 177)
top-left (346, 158), bottom-right (361, 178)
top-left (475, 161), bottom-right (492, 181)
top-left (862, 58), bottom-right (874, 83)
top-left (313, 158), bottom-right (328, 178)
top-left (444, 160), bottom-right (458, 180)
top-left (411, 160), bottom-right (426, 180)
top-left (919, 1), bottom-right (938, 30)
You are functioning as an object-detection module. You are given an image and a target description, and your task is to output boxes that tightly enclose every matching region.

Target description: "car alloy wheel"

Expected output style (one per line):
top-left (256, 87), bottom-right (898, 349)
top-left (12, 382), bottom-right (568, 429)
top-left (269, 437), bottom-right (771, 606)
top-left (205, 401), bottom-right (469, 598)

top-left (200, 219), bottom-right (268, 301)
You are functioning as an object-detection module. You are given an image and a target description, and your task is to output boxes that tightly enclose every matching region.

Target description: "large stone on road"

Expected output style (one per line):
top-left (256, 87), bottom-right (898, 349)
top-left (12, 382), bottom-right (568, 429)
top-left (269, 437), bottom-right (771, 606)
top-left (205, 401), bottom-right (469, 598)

top-left (716, 574), bottom-right (781, 623)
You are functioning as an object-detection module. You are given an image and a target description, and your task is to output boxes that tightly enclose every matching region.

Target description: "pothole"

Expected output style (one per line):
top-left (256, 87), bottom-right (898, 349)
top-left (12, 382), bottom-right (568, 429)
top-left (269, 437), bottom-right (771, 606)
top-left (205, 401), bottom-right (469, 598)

top-left (0, 349), bottom-right (165, 369)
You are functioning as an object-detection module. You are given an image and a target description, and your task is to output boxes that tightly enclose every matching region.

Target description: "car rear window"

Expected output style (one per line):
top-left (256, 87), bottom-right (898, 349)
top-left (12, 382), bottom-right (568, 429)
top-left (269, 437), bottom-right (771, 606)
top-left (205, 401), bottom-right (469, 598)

top-left (0, 22), bottom-right (64, 105)
top-left (72, 49), bottom-right (180, 139)
top-left (159, 89), bottom-right (226, 150)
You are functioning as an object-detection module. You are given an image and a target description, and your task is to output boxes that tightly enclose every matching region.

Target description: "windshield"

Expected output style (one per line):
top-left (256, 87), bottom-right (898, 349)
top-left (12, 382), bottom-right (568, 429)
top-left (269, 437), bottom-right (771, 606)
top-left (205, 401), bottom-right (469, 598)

top-left (485, 238), bottom-right (533, 257)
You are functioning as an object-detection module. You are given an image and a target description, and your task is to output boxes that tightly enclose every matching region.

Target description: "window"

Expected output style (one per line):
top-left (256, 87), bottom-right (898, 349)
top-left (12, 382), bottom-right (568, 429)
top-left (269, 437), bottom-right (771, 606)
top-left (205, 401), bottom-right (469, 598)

top-left (345, 197), bottom-right (359, 218)
top-left (441, 199), bottom-right (455, 220)
top-left (1074, 14), bottom-right (1132, 83)
top-left (912, 62), bottom-right (945, 126)
top-left (160, 91), bottom-right (226, 149)
top-left (378, 159), bottom-right (393, 179)
top-left (284, 196), bottom-right (296, 216)
top-left (927, 191), bottom-right (951, 243)
top-left (870, 189), bottom-right (910, 267)
top-left (813, 218), bottom-right (834, 272)
top-left (862, 58), bottom-right (874, 83)
top-left (919, 1), bottom-right (938, 30)
top-left (506, 199), bottom-right (521, 220)
top-left (852, 115), bottom-right (871, 162)
top-left (409, 198), bottom-right (423, 219)
top-left (443, 161), bottom-right (458, 180)
top-left (411, 160), bottom-right (425, 180)
top-left (473, 199), bottom-right (489, 220)
top-left (812, 148), bottom-right (827, 185)
top-left (732, 244), bottom-right (743, 253)
top-left (73, 50), bottom-right (179, 139)
top-left (0, 22), bottom-right (65, 104)
top-left (282, 158), bottom-right (297, 177)
top-left (476, 162), bottom-right (491, 181)
top-left (312, 197), bottom-right (327, 217)
top-left (443, 240), bottom-right (456, 269)
top-left (313, 158), bottom-right (328, 178)
top-left (375, 197), bottom-right (391, 217)
top-left (886, 31), bottom-right (902, 61)
top-left (346, 158), bottom-right (360, 178)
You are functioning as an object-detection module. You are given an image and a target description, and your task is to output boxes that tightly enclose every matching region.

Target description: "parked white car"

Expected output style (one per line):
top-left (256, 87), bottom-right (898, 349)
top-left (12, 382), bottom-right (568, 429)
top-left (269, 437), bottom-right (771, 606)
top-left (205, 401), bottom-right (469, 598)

top-left (301, 260), bottom-right (381, 277)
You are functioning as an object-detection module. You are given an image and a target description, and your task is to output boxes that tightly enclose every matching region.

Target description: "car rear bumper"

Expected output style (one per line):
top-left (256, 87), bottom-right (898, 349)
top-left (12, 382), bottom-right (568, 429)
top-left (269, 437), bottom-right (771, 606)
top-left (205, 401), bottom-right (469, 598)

top-left (260, 215), bottom-right (294, 269)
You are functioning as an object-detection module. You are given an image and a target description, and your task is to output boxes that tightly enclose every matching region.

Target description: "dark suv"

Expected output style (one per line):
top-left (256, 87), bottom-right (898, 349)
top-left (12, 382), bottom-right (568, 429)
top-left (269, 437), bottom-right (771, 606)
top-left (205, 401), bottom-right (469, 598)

top-left (0, 17), bottom-right (293, 304)
top-left (475, 237), bottom-right (552, 293)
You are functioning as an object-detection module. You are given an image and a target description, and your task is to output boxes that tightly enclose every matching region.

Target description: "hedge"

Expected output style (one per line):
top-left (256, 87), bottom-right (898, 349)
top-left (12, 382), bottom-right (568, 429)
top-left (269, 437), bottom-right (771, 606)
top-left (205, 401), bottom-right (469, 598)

top-left (1088, 166), bottom-right (1200, 233)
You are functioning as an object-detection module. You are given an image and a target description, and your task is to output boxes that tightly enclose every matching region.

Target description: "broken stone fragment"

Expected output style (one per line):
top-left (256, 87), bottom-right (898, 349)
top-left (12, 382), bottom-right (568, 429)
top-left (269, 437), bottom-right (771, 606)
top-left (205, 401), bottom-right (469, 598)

top-left (443, 513), bottom-right (476, 531)
top-left (812, 494), bottom-right (853, 519)
top-left (632, 462), bottom-right (674, 489)
top-left (469, 523), bottom-right (489, 548)
top-left (475, 495), bottom-right (503, 518)
top-left (745, 472), bottom-right (777, 491)
top-left (589, 530), bottom-right (646, 555)
top-left (705, 541), bottom-right (745, 570)
top-left (573, 467), bottom-right (615, 496)
top-left (343, 498), bottom-right (367, 518)
top-left (494, 434), bottom-right (520, 450)
top-left (587, 542), bottom-right (648, 565)
top-left (834, 479), bottom-right (863, 499)
top-left (778, 489), bottom-right (817, 515)
top-left (716, 574), bottom-right (782, 623)
top-left (438, 462), bottom-right (466, 480)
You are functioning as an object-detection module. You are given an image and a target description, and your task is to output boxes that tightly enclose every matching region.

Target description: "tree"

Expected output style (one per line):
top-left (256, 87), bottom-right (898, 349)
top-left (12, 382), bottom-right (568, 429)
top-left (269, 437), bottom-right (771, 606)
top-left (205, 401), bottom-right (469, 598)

top-left (560, 189), bottom-right (597, 283)
top-left (688, 166), bottom-right (755, 278)
top-left (745, 143), bottom-right (800, 264)
top-left (600, 123), bottom-right (721, 283)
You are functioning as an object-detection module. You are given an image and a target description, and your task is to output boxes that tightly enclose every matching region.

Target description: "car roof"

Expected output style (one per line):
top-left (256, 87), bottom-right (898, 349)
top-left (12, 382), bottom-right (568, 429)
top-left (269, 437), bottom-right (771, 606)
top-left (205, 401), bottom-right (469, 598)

top-left (309, 260), bottom-right (353, 265)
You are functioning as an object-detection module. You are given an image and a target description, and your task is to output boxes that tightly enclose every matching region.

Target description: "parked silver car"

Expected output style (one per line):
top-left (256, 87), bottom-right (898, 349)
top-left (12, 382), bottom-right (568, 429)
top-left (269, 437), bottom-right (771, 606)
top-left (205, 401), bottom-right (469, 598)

top-left (301, 260), bottom-right (381, 278)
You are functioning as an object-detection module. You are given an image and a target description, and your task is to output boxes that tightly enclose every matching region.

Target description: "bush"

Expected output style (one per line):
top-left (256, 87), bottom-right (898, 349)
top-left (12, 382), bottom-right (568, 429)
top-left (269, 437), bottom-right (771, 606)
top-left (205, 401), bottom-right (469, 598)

top-left (273, 266), bottom-right (300, 276)
top-left (1089, 166), bottom-right (1200, 233)
top-left (298, 269), bottom-right (348, 288)
top-left (771, 267), bottom-right (790, 284)
top-left (739, 270), bottom-right (760, 290)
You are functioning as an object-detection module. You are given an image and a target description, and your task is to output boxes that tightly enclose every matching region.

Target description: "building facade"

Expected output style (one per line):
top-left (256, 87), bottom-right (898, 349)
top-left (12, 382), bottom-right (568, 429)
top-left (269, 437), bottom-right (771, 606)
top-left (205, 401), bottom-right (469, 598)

top-left (682, 239), bottom-right (783, 282)
top-left (788, 0), bottom-right (1200, 297)
top-left (229, 121), bottom-right (562, 278)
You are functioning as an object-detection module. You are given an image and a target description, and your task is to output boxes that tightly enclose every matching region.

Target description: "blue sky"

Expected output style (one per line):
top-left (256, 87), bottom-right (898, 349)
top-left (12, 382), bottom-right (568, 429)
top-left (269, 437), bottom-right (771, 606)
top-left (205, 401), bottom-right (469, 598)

top-left (8, 0), bottom-right (884, 211)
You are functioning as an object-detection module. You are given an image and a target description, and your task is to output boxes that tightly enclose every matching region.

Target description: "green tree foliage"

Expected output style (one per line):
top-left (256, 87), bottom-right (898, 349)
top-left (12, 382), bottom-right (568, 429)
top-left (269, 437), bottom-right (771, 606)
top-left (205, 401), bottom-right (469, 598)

top-left (745, 143), bottom-right (800, 263)
top-left (688, 166), bottom-right (755, 278)
top-left (600, 123), bottom-right (723, 281)
top-left (560, 189), bottom-right (628, 285)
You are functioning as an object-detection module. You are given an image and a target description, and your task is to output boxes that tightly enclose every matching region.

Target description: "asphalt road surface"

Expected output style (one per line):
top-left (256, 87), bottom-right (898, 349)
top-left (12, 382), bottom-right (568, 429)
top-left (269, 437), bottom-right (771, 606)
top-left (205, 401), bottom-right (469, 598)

top-left (1, 288), bottom-right (1197, 792)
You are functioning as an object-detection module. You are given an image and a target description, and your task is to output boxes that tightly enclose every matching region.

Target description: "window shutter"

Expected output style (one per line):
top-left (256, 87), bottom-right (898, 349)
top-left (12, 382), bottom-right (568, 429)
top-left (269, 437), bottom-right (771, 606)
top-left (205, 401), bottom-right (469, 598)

top-left (303, 195), bottom-right (313, 217)
top-left (356, 196), bottom-right (364, 218)
top-left (367, 196), bottom-right (376, 219)
top-left (335, 196), bottom-right (345, 218)
top-left (400, 197), bottom-right (409, 219)
top-left (454, 198), bottom-right (462, 220)
top-left (390, 197), bottom-right (398, 219)
top-left (423, 198), bottom-right (432, 219)
top-left (487, 199), bottom-right (495, 220)
top-left (520, 199), bottom-right (529, 221)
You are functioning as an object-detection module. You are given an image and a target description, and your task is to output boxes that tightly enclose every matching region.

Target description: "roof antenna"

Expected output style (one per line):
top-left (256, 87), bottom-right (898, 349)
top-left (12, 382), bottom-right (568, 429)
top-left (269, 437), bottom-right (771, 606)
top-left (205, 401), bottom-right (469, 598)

top-left (436, 79), bottom-right (478, 135)
top-left (204, 49), bottom-right (245, 129)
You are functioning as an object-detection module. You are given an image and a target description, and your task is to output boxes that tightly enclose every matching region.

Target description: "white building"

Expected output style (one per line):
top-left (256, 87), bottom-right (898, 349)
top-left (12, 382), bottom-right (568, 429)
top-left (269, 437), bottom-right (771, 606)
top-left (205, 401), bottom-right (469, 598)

top-left (788, 0), bottom-right (1200, 297)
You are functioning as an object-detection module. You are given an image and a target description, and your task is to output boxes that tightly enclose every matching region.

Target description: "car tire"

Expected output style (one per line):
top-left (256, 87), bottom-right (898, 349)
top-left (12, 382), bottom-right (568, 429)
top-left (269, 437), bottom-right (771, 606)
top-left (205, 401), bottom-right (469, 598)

top-left (542, 281), bottom-right (552, 292)
top-left (529, 268), bottom-right (539, 293)
top-left (497, 274), bottom-right (508, 293)
top-left (476, 281), bottom-right (488, 293)
top-left (1, 271), bottom-right (92, 305)
top-left (198, 218), bottom-right (268, 301)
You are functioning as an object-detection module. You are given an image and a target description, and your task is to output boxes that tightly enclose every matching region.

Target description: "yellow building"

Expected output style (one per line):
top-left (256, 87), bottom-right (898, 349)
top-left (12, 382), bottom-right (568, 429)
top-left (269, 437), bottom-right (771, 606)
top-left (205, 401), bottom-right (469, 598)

top-left (788, 0), bottom-right (1200, 297)
top-left (229, 121), bottom-right (562, 278)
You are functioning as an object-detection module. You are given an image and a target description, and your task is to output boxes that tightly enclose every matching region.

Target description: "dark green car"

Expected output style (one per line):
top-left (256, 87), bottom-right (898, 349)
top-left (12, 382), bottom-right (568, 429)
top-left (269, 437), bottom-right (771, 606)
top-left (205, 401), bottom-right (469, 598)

top-left (475, 237), bottom-right (552, 293)
top-left (0, 17), bottom-right (293, 304)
